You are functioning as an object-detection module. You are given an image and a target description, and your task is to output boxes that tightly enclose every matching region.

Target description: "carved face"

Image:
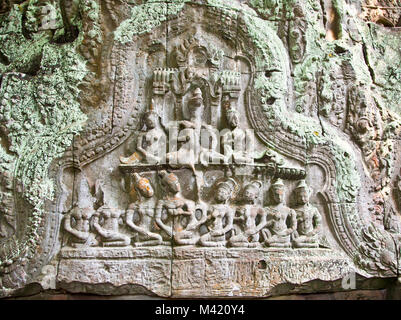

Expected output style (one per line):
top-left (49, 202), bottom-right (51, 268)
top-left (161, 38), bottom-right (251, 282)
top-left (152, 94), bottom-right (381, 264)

top-left (244, 186), bottom-right (258, 202)
top-left (356, 118), bottom-right (370, 134)
top-left (216, 186), bottom-right (230, 202)
top-left (100, 207), bottom-right (112, 218)
top-left (271, 187), bottom-right (285, 204)
top-left (289, 29), bottom-right (304, 63)
top-left (164, 173), bottom-right (181, 194)
top-left (227, 110), bottom-right (239, 128)
top-left (144, 112), bottom-right (157, 129)
top-left (295, 187), bottom-right (309, 205)
top-left (188, 88), bottom-right (203, 109)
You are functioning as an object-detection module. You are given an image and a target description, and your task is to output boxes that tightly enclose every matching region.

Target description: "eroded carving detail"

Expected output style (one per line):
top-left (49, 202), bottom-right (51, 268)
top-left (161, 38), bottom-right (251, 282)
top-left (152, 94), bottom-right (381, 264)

top-left (2, 0), bottom-right (401, 298)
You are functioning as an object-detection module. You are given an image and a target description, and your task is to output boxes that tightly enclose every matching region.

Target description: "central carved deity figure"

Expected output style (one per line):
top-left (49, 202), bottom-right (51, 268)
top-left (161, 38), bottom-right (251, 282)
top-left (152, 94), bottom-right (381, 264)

top-left (222, 104), bottom-right (254, 164)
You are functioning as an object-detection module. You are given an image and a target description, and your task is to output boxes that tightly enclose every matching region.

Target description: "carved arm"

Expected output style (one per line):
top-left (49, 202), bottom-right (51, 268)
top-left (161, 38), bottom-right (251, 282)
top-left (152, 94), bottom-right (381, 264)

top-left (286, 209), bottom-right (298, 235)
top-left (220, 210), bottom-right (235, 236)
top-left (155, 202), bottom-right (173, 237)
top-left (125, 208), bottom-right (149, 235)
top-left (63, 212), bottom-right (89, 241)
top-left (311, 207), bottom-right (322, 236)
top-left (252, 209), bottom-right (268, 234)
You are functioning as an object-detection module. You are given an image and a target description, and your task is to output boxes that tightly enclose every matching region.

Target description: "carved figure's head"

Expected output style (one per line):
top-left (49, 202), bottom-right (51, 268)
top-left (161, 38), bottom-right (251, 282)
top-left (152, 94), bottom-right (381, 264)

top-left (144, 110), bottom-right (158, 130)
top-left (188, 87), bottom-right (203, 109)
top-left (270, 179), bottom-right (285, 204)
top-left (159, 170), bottom-right (181, 194)
top-left (216, 178), bottom-right (237, 202)
top-left (133, 173), bottom-right (154, 198)
top-left (70, 206), bottom-right (94, 221)
top-left (226, 108), bottom-right (239, 128)
top-left (243, 180), bottom-right (262, 203)
top-left (294, 180), bottom-right (311, 205)
top-left (356, 116), bottom-right (371, 134)
top-left (97, 206), bottom-right (112, 218)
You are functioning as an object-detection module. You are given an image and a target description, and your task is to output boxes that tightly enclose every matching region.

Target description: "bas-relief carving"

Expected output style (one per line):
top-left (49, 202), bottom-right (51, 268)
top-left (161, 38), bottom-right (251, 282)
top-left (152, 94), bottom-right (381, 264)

top-left (2, 0), bottom-right (401, 298)
top-left (57, 16), bottom-right (347, 296)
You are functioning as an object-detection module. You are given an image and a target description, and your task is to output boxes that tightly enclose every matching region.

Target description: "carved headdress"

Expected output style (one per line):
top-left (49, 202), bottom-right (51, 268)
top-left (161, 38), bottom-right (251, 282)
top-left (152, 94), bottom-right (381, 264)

top-left (226, 106), bottom-right (239, 116)
top-left (159, 170), bottom-right (179, 186)
top-left (216, 178), bottom-right (238, 195)
top-left (245, 180), bottom-right (263, 192)
top-left (143, 100), bottom-right (158, 122)
top-left (132, 173), bottom-right (154, 198)
top-left (294, 180), bottom-right (307, 189)
top-left (271, 178), bottom-right (284, 189)
top-left (294, 179), bottom-right (312, 195)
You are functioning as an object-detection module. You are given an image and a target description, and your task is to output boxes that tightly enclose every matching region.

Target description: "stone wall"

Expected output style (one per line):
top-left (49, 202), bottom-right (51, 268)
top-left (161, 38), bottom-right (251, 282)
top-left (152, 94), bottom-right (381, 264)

top-left (1, 0), bottom-right (401, 299)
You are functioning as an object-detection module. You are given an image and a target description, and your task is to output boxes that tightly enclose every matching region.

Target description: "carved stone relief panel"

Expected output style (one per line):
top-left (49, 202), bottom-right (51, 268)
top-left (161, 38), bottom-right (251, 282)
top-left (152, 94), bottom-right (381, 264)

top-left (0, 0), bottom-right (401, 298)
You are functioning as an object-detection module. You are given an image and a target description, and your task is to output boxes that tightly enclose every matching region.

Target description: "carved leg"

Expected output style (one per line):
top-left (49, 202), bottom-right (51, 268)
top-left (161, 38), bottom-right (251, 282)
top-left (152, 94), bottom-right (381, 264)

top-left (294, 242), bottom-right (319, 248)
top-left (264, 234), bottom-right (291, 248)
top-left (199, 233), bottom-right (226, 247)
top-left (228, 233), bottom-right (249, 247)
top-left (266, 242), bottom-right (291, 248)
top-left (247, 242), bottom-right (261, 248)
top-left (102, 234), bottom-right (131, 247)
top-left (229, 241), bottom-right (249, 248)
top-left (134, 240), bottom-right (170, 247)
top-left (174, 231), bottom-right (199, 245)
top-left (134, 231), bottom-right (167, 246)
top-left (71, 242), bottom-right (88, 249)
top-left (261, 229), bottom-right (273, 246)
top-left (71, 234), bottom-right (98, 248)
top-left (293, 236), bottom-right (319, 248)
top-left (200, 241), bottom-right (226, 247)
top-left (120, 152), bottom-right (142, 164)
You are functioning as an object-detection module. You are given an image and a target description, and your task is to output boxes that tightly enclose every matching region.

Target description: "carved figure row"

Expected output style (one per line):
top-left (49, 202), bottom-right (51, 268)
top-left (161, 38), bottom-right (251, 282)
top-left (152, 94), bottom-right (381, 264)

top-left (119, 88), bottom-right (254, 167)
top-left (64, 173), bottom-right (322, 249)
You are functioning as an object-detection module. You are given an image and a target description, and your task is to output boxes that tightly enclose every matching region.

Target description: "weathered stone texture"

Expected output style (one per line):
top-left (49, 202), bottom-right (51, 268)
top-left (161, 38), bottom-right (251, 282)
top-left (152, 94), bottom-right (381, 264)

top-left (1, 0), bottom-right (401, 299)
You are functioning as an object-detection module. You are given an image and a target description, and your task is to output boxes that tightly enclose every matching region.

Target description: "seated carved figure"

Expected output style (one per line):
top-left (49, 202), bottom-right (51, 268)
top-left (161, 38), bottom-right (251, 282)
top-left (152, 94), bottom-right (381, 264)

top-left (120, 106), bottom-right (166, 165)
top-left (63, 206), bottom-right (98, 248)
top-left (262, 179), bottom-right (297, 248)
top-left (222, 106), bottom-right (254, 164)
top-left (199, 178), bottom-right (238, 247)
top-left (166, 88), bottom-right (204, 165)
top-left (155, 170), bottom-right (204, 245)
top-left (92, 206), bottom-right (130, 247)
top-left (229, 181), bottom-right (266, 248)
top-left (126, 173), bottom-right (167, 246)
top-left (166, 88), bottom-right (223, 202)
top-left (292, 180), bottom-right (322, 248)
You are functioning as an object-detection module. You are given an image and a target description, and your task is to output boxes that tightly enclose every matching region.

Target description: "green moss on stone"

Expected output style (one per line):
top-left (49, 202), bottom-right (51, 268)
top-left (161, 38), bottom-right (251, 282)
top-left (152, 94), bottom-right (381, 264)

top-left (0, 3), bottom-right (88, 272)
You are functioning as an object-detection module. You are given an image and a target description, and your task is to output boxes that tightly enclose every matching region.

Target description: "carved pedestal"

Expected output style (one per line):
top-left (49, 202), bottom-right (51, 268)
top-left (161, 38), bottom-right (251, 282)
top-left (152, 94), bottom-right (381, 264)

top-left (58, 247), bottom-right (353, 297)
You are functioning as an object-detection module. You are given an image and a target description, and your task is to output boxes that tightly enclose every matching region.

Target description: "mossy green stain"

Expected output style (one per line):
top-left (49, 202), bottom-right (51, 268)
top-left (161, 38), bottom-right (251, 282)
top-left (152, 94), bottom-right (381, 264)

top-left (0, 4), bottom-right (88, 272)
